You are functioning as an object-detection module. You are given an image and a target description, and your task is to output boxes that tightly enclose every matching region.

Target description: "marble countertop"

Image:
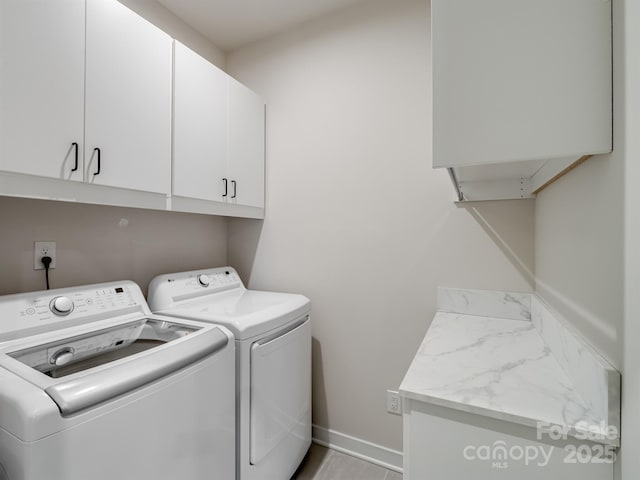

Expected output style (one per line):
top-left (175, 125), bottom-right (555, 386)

top-left (399, 289), bottom-right (620, 446)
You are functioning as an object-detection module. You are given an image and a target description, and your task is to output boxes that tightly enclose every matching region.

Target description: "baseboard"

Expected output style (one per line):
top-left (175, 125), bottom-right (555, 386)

top-left (312, 424), bottom-right (403, 473)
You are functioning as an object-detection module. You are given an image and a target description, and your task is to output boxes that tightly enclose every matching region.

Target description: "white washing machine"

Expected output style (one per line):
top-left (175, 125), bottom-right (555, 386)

top-left (0, 281), bottom-right (235, 480)
top-left (148, 267), bottom-right (311, 480)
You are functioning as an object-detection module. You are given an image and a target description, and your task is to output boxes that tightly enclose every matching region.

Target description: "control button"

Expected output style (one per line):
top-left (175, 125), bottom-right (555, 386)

top-left (25, 307), bottom-right (36, 315)
top-left (50, 347), bottom-right (74, 366)
top-left (197, 274), bottom-right (211, 287)
top-left (50, 296), bottom-right (75, 316)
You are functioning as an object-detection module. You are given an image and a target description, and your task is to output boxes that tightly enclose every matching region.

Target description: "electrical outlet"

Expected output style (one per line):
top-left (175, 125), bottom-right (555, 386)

top-left (34, 241), bottom-right (56, 270)
top-left (387, 390), bottom-right (401, 415)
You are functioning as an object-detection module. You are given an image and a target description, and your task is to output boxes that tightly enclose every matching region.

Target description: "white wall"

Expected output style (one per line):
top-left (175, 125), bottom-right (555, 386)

top-left (534, 3), bottom-right (624, 368)
top-left (534, 154), bottom-right (623, 368)
top-left (226, 0), bottom-right (534, 453)
top-left (0, 197), bottom-right (227, 296)
top-left (622, 0), bottom-right (640, 476)
top-left (535, 1), bottom-right (640, 477)
top-left (118, 0), bottom-right (225, 67)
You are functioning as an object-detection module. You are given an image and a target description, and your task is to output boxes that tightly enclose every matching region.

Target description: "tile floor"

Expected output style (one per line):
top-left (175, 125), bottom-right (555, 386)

top-left (292, 444), bottom-right (402, 480)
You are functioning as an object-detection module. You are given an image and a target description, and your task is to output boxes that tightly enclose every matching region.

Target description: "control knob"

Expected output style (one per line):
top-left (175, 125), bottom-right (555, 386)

top-left (197, 274), bottom-right (211, 287)
top-left (50, 296), bottom-right (74, 316)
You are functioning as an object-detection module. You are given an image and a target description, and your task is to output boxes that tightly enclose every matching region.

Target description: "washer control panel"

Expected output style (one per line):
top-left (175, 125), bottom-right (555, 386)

top-left (0, 282), bottom-right (144, 340)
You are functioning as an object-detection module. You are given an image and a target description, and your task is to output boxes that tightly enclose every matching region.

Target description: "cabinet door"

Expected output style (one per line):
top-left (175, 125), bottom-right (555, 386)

top-left (227, 77), bottom-right (265, 209)
top-left (0, 0), bottom-right (85, 181)
top-left (404, 400), bottom-right (614, 480)
top-left (173, 42), bottom-right (228, 201)
top-left (432, 0), bottom-right (612, 168)
top-left (85, 0), bottom-right (172, 194)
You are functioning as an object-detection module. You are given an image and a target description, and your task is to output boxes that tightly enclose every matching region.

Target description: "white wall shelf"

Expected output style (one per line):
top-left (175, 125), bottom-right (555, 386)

top-left (447, 155), bottom-right (592, 202)
top-left (433, 0), bottom-right (612, 202)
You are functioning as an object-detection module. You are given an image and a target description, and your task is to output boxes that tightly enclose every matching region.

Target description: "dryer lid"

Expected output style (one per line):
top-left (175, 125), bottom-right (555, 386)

top-left (156, 289), bottom-right (310, 340)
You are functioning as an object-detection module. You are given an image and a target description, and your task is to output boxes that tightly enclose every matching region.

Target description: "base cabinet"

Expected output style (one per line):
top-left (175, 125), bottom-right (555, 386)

top-left (403, 399), bottom-right (615, 480)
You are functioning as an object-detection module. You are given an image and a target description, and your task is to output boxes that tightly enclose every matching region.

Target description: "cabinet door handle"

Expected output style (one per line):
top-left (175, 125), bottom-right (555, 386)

top-left (222, 178), bottom-right (228, 197)
top-left (71, 142), bottom-right (79, 172)
top-left (93, 148), bottom-right (101, 176)
top-left (231, 180), bottom-right (237, 199)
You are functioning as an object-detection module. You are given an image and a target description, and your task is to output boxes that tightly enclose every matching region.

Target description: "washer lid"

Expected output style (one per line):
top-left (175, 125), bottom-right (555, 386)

top-left (0, 314), bottom-right (231, 431)
top-left (157, 289), bottom-right (310, 340)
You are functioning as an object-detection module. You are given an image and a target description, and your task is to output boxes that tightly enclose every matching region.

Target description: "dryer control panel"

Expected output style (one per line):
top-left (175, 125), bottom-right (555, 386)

top-left (0, 281), bottom-right (146, 341)
top-left (191, 270), bottom-right (241, 291)
top-left (147, 267), bottom-right (244, 311)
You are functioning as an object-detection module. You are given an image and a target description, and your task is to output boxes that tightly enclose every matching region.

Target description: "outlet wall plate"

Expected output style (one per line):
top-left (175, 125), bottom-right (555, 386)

top-left (387, 390), bottom-right (401, 415)
top-left (34, 241), bottom-right (56, 270)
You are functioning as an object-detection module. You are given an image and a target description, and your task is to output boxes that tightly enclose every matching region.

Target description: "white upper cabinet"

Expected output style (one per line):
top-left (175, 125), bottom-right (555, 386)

top-left (173, 41), bottom-right (228, 201)
top-left (432, 0), bottom-right (612, 201)
top-left (0, 0), bottom-right (85, 182)
top-left (0, 0), bottom-right (263, 218)
top-left (227, 77), bottom-right (265, 209)
top-left (173, 42), bottom-right (264, 211)
top-left (85, 0), bottom-right (172, 194)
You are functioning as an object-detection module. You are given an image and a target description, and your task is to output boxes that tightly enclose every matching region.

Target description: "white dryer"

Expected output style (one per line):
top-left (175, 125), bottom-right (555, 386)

top-left (148, 267), bottom-right (311, 480)
top-left (0, 281), bottom-right (235, 480)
